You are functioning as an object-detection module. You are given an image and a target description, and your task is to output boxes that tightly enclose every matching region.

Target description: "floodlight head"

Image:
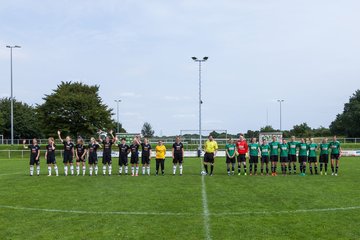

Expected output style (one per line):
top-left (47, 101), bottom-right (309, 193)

top-left (192, 57), bottom-right (197, 61)
top-left (203, 56), bottom-right (208, 61)
top-left (14, 45), bottom-right (21, 48)
top-left (6, 46), bottom-right (11, 48)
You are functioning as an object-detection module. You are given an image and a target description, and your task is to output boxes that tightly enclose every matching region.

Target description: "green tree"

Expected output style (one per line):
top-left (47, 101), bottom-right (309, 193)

top-left (141, 122), bottom-right (154, 138)
top-left (290, 123), bottom-right (312, 138)
top-left (330, 90), bottom-right (360, 137)
top-left (260, 125), bottom-right (276, 132)
top-left (0, 98), bottom-right (43, 139)
top-left (37, 81), bottom-right (114, 138)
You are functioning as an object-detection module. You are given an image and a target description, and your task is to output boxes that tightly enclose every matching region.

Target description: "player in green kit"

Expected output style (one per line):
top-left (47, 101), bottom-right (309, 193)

top-left (280, 139), bottom-right (289, 176)
top-left (297, 138), bottom-right (308, 176)
top-left (287, 136), bottom-right (298, 174)
top-left (329, 136), bottom-right (342, 176)
top-left (308, 138), bottom-right (318, 175)
top-left (260, 139), bottom-right (270, 175)
top-left (319, 138), bottom-right (330, 175)
top-left (225, 138), bottom-right (236, 175)
top-left (269, 136), bottom-right (280, 176)
top-left (248, 138), bottom-right (260, 176)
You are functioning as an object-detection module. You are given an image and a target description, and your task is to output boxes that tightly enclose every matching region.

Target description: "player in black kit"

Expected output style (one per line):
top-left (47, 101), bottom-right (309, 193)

top-left (172, 136), bottom-right (184, 175)
top-left (141, 138), bottom-right (152, 175)
top-left (58, 130), bottom-right (75, 176)
top-left (23, 138), bottom-right (41, 176)
top-left (75, 138), bottom-right (87, 176)
top-left (130, 136), bottom-right (141, 176)
top-left (116, 138), bottom-right (130, 175)
top-left (45, 137), bottom-right (58, 176)
top-left (99, 130), bottom-right (115, 176)
top-left (88, 137), bottom-right (100, 176)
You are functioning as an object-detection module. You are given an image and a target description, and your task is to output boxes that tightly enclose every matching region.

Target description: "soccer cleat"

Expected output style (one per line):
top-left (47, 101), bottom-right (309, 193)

top-left (47, 174), bottom-right (51, 177)
top-left (320, 171), bottom-right (323, 175)
top-left (135, 174), bottom-right (138, 176)
top-left (210, 174), bottom-right (213, 176)
top-left (227, 173), bottom-right (230, 176)
top-left (180, 174), bottom-right (182, 176)
top-left (274, 173), bottom-right (277, 176)
top-left (331, 173), bottom-right (334, 176)
top-left (325, 172), bottom-right (327, 176)
top-left (261, 173), bottom-right (264, 176)
top-left (335, 173), bottom-right (338, 176)
top-left (244, 173), bottom-right (247, 176)
top-left (238, 173), bottom-right (241, 176)
top-left (131, 173), bottom-right (135, 176)
top-left (249, 173), bottom-right (252, 176)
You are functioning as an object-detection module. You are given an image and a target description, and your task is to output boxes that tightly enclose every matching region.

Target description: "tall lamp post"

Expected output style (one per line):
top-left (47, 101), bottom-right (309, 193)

top-left (192, 56), bottom-right (208, 157)
top-left (114, 100), bottom-right (122, 133)
top-left (6, 45), bottom-right (21, 145)
top-left (277, 99), bottom-right (284, 131)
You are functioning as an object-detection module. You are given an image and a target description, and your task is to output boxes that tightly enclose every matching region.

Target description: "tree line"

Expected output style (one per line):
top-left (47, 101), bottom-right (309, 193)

top-left (0, 82), bottom-right (359, 140)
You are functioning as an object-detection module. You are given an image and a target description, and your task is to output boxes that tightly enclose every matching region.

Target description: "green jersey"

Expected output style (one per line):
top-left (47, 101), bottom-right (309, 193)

top-left (280, 143), bottom-right (289, 157)
top-left (249, 143), bottom-right (259, 156)
top-left (287, 141), bottom-right (298, 155)
top-left (260, 144), bottom-right (270, 156)
top-left (329, 141), bottom-right (341, 154)
top-left (225, 143), bottom-right (236, 157)
top-left (297, 143), bottom-right (308, 156)
top-left (319, 143), bottom-right (330, 155)
top-left (269, 141), bottom-right (280, 156)
top-left (308, 143), bottom-right (318, 157)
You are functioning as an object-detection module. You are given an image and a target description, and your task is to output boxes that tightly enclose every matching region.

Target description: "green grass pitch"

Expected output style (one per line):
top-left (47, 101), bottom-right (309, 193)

top-left (0, 157), bottom-right (359, 240)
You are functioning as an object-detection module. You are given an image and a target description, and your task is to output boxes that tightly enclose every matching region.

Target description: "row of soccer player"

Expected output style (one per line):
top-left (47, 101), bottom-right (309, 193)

top-left (23, 130), bottom-right (185, 176)
top-left (201, 134), bottom-right (342, 177)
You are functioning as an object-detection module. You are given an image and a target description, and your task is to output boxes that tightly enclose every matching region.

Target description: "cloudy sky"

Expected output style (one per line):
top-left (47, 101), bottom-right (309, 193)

top-left (0, 0), bottom-right (359, 136)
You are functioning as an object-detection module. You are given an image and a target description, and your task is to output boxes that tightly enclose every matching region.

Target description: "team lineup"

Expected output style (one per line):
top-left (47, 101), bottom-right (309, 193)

top-left (23, 131), bottom-right (342, 177)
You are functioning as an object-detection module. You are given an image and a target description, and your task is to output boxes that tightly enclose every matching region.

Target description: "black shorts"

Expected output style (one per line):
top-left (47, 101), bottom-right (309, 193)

top-left (237, 154), bottom-right (246, 163)
top-left (102, 155), bottom-right (112, 165)
top-left (141, 155), bottom-right (150, 165)
top-left (76, 157), bottom-right (86, 163)
top-left (261, 156), bottom-right (269, 164)
top-left (88, 155), bottom-right (98, 165)
top-left (63, 154), bottom-right (73, 164)
top-left (226, 156), bottom-right (236, 164)
top-left (250, 156), bottom-right (258, 164)
top-left (131, 155), bottom-right (139, 164)
top-left (299, 156), bottom-right (307, 163)
top-left (319, 154), bottom-right (329, 163)
top-left (47, 157), bottom-right (56, 165)
top-left (308, 157), bottom-right (317, 163)
top-left (289, 154), bottom-right (297, 162)
top-left (331, 154), bottom-right (340, 160)
top-left (173, 154), bottom-right (183, 164)
top-left (30, 157), bottom-right (40, 165)
top-left (204, 153), bottom-right (214, 163)
top-left (280, 157), bottom-right (288, 163)
top-left (119, 155), bottom-right (128, 166)
top-left (270, 155), bottom-right (278, 162)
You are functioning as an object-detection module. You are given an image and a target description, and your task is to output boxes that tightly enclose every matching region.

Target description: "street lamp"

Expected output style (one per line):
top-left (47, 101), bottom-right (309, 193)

top-left (114, 100), bottom-right (122, 133)
top-left (192, 56), bottom-right (208, 157)
top-left (277, 99), bottom-right (284, 131)
top-left (6, 45), bottom-right (21, 145)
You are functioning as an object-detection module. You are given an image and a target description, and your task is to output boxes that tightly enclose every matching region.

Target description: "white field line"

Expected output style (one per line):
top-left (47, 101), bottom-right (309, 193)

top-left (201, 175), bottom-right (211, 240)
top-left (0, 205), bottom-right (359, 216)
top-left (0, 172), bottom-right (22, 176)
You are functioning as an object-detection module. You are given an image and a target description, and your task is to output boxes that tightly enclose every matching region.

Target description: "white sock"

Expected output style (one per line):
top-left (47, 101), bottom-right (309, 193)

top-left (135, 166), bottom-right (139, 175)
top-left (147, 166), bottom-right (150, 175)
top-left (119, 166), bottom-right (123, 174)
top-left (82, 166), bottom-right (86, 176)
top-left (64, 166), bottom-right (68, 176)
top-left (54, 165), bottom-right (58, 176)
top-left (173, 165), bottom-right (177, 174)
top-left (89, 166), bottom-right (93, 176)
top-left (76, 166), bottom-right (80, 175)
top-left (180, 165), bottom-right (183, 175)
top-left (108, 165), bottom-right (112, 175)
top-left (94, 165), bottom-right (98, 175)
top-left (125, 166), bottom-right (128, 174)
top-left (36, 165), bottom-right (40, 175)
top-left (103, 165), bottom-right (106, 175)
top-left (30, 165), bottom-right (34, 176)
top-left (48, 166), bottom-right (51, 176)
top-left (131, 167), bottom-right (135, 175)
top-left (70, 165), bottom-right (74, 175)
top-left (142, 166), bottom-right (145, 175)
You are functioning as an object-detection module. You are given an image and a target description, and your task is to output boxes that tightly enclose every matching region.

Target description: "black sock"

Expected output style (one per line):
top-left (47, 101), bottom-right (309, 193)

top-left (331, 165), bottom-right (334, 173)
top-left (243, 164), bottom-right (247, 174)
top-left (288, 165), bottom-right (292, 172)
top-left (294, 165), bottom-right (297, 172)
top-left (254, 164), bottom-right (257, 173)
top-left (249, 164), bottom-right (253, 174)
top-left (325, 163), bottom-right (328, 172)
top-left (315, 166), bottom-right (318, 174)
top-left (204, 164), bottom-right (208, 173)
top-left (261, 167), bottom-right (264, 174)
top-left (210, 165), bottom-right (214, 174)
top-left (227, 167), bottom-right (230, 173)
top-left (300, 165), bottom-right (303, 173)
top-left (320, 163), bottom-right (323, 171)
top-left (266, 167), bottom-right (269, 174)
top-left (310, 165), bottom-right (313, 174)
top-left (303, 165), bottom-right (306, 173)
top-left (336, 165), bottom-right (338, 173)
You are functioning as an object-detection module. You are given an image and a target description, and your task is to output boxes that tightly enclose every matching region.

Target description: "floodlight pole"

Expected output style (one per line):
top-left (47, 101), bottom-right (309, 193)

top-left (277, 99), bottom-right (284, 131)
top-left (114, 100), bottom-right (122, 133)
top-left (6, 45), bottom-right (21, 145)
top-left (192, 56), bottom-right (208, 157)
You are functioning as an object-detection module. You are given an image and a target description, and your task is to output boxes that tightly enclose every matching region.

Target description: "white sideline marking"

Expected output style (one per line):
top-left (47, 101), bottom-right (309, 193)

top-left (0, 205), bottom-right (359, 217)
top-left (0, 172), bottom-right (22, 176)
top-left (201, 176), bottom-right (211, 240)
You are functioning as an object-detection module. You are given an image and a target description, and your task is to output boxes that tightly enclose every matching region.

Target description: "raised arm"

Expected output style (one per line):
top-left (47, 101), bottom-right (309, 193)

top-left (23, 140), bottom-right (28, 149)
top-left (57, 130), bottom-right (64, 143)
